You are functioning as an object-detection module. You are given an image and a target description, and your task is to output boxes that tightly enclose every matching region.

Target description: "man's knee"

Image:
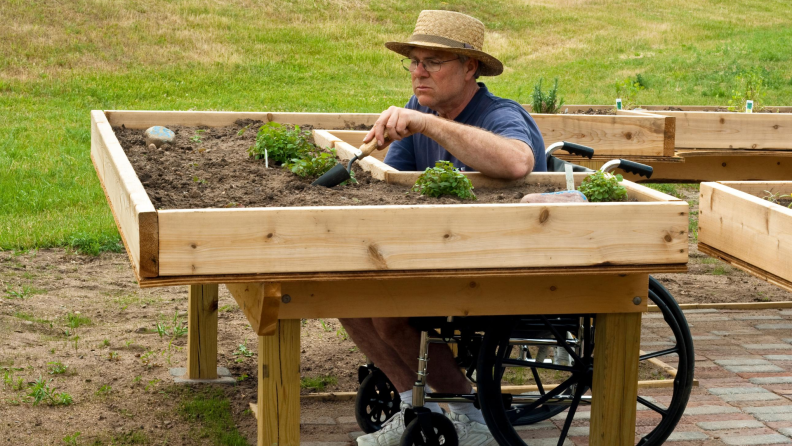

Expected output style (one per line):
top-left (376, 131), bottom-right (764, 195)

top-left (371, 317), bottom-right (414, 344)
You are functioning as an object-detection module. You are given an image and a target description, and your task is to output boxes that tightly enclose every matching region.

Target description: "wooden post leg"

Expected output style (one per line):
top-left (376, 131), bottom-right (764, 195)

top-left (259, 319), bottom-right (300, 446)
top-left (590, 312), bottom-right (642, 446)
top-left (187, 284), bottom-right (219, 379)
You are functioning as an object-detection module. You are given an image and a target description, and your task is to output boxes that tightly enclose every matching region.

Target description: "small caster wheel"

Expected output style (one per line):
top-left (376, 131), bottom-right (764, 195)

top-left (355, 370), bottom-right (401, 433)
top-left (400, 413), bottom-right (458, 446)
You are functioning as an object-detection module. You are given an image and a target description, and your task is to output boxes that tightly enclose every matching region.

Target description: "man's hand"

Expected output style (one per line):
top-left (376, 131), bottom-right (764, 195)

top-left (364, 106), bottom-right (430, 147)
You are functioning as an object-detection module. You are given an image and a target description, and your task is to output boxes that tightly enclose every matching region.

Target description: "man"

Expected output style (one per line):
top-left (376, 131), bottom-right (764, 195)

top-left (340, 10), bottom-right (546, 446)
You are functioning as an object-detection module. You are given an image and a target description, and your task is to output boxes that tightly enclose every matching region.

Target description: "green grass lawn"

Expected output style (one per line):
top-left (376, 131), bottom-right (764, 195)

top-left (2, 0), bottom-right (791, 251)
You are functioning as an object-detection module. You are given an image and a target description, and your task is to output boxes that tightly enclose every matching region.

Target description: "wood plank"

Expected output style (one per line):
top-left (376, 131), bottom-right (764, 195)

top-left (312, 130), bottom-right (397, 181)
top-left (719, 181), bottom-right (792, 198)
top-left (621, 154), bottom-right (792, 183)
top-left (105, 110), bottom-right (379, 130)
top-left (699, 182), bottom-right (792, 284)
top-left (650, 299), bottom-right (792, 311)
top-left (225, 283), bottom-right (281, 336)
top-left (137, 263), bottom-right (687, 288)
top-left (278, 274), bottom-right (648, 319)
top-left (157, 199), bottom-right (688, 276)
top-left (91, 111), bottom-right (159, 278)
top-left (590, 312), bottom-right (642, 446)
top-left (258, 319), bottom-right (300, 446)
top-left (641, 110), bottom-right (792, 150)
top-left (639, 105), bottom-right (792, 113)
top-left (698, 243), bottom-right (792, 295)
top-left (187, 284), bottom-right (218, 379)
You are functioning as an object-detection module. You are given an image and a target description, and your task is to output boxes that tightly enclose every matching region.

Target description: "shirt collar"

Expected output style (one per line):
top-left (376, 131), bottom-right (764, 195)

top-left (453, 82), bottom-right (489, 123)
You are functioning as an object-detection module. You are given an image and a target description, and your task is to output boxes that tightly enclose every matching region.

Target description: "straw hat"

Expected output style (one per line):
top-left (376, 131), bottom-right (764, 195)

top-left (385, 10), bottom-right (503, 77)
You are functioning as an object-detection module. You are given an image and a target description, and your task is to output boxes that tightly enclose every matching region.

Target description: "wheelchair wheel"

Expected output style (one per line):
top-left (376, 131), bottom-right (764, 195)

top-left (355, 368), bottom-right (402, 433)
top-left (476, 277), bottom-right (694, 446)
top-left (400, 412), bottom-right (458, 446)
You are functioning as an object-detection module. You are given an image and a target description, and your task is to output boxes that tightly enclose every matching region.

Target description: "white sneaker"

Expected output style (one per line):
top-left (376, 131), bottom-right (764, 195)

top-left (446, 413), bottom-right (497, 446)
top-left (356, 402), bottom-right (411, 446)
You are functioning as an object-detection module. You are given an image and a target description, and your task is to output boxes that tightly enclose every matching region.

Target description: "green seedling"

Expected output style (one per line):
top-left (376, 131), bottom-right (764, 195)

top-left (28, 376), bottom-right (72, 406)
top-left (286, 148), bottom-right (338, 178)
top-left (319, 319), bottom-right (332, 332)
top-left (236, 374), bottom-right (249, 382)
top-left (191, 129), bottom-right (206, 143)
top-left (66, 312), bottom-right (91, 329)
top-left (101, 339), bottom-right (110, 347)
top-left (531, 77), bottom-right (565, 114)
top-left (233, 341), bottom-right (254, 363)
top-left (47, 361), bottom-right (68, 375)
top-left (729, 68), bottom-right (766, 112)
top-left (578, 171), bottom-right (627, 202)
top-left (336, 326), bottom-right (349, 341)
top-left (145, 378), bottom-right (160, 392)
top-left (412, 161), bottom-right (476, 200)
top-left (62, 432), bottom-right (81, 446)
top-left (614, 74), bottom-right (646, 110)
top-left (4, 284), bottom-right (44, 299)
top-left (763, 190), bottom-right (792, 208)
top-left (107, 351), bottom-right (119, 361)
top-left (96, 384), bottom-right (112, 396)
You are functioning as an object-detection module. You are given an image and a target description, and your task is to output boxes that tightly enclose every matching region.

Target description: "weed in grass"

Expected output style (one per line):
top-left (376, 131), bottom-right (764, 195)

top-left (66, 312), bottom-right (91, 329)
top-left (236, 374), bottom-right (249, 382)
top-left (688, 210), bottom-right (699, 242)
top-left (698, 257), bottom-right (720, 265)
top-left (28, 376), bottom-right (73, 406)
top-left (96, 384), bottom-right (112, 396)
top-left (644, 183), bottom-right (682, 198)
top-left (108, 351), bottom-right (120, 361)
top-left (729, 68), bottom-right (767, 111)
top-left (336, 326), bottom-right (349, 341)
top-left (101, 339), bottom-right (110, 347)
top-left (62, 432), bottom-right (81, 446)
top-left (614, 74), bottom-right (646, 109)
top-left (48, 361), bottom-right (68, 375)
top-left (179, 388), bottom-right (249, 446)
top-left (156, 311), bottom-right (188, 338)
top-left (13, 311), bottom-right (51, 325)
top-left (233, 341), bottom-right (254, 363)
top-left (4, 284), bottom-right (45, 299)
top-left (67, 232), bottom-right (123, 256)
top-left (300, 375), bottom-right (337, 392)
top-left (531, 77), bottom-right (564, 114)
top-left (712, 265), bottom-right (728, 276)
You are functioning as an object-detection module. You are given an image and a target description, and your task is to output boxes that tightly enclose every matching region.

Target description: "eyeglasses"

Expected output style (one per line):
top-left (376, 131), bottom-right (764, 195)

top-left (401, 57), bottom-right (460, 73)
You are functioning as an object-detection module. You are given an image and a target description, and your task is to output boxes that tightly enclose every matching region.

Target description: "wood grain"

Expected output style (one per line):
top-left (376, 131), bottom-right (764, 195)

top-left (258, 319), bottom-right (300, 446)
top-left (619, 154), bottom-right (792, 183)
top-left (278, 273), bottom-right (649, 319)
top-left (91, 110), bottom-right (158, 278)
top-left (187, 284), bottom-right (218, 379)
top-left (699, 182), bottom-right (792, 285)
top-left (590, 312), bottom-right (642, 446)
top-left (105, 110), bottom-right (379, 130)
top-left (156, 198), bottom-right (688, 276)
top-left (698, 242), bottom-right (792, 295)
top-left (225, 283), bottom-right (281, 336)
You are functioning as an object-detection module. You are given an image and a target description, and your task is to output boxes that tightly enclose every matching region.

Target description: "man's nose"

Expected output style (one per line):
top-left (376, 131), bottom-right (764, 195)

top-left (412, 62), bottom-right (430, 77)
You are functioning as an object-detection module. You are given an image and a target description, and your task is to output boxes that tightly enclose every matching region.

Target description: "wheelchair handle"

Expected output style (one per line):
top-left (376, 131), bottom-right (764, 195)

top-left (600, 159), bottom-right (653, 178)
top-left (545, 141), bottom-right (595, 160)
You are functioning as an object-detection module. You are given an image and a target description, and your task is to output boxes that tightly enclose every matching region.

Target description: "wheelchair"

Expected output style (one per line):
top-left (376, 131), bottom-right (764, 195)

top-left (353, 143), bottom-right (695, 446)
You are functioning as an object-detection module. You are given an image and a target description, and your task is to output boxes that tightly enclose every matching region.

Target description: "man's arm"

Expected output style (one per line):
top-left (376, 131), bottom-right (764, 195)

top-left (365, 106), bottom-right (535, 179)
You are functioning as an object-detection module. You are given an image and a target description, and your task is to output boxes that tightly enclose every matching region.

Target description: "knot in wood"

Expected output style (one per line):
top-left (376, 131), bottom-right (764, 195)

top-left (663, 234), bottom-right (673, 243)
top-left (549, 286), bottom-right (557, 291)
top-left (624, 132), bottom-right (632, 140)
top-left (539, 208), bottom-right (550, 224)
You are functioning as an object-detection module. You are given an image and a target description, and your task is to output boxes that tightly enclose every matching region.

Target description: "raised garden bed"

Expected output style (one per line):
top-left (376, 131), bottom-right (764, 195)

top-left (91, 110), bottom-right (688, 285)
top-left (699, 181), bottom-right (792, 295)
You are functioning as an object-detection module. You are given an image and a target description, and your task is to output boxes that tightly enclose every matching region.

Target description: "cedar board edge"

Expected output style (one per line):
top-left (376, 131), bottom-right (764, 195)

top-left (698, 243), bottom-right (792, 296)
top-left (137, 264), bottom-right (687, 288)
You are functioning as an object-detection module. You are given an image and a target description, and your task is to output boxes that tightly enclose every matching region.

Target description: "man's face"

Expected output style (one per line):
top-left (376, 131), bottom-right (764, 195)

top-left (408, 48), bottom-right (474, 110)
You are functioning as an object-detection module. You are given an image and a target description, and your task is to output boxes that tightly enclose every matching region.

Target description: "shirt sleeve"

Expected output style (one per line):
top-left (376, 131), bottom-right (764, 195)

top-left (383, 136), bottom-right (418, 171)
top-left (480, 104), bottom-right (547, 172)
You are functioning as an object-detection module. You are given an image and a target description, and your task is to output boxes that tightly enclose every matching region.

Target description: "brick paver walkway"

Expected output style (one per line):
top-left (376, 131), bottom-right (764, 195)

top-left (298, 308), bottom-right (792, 445)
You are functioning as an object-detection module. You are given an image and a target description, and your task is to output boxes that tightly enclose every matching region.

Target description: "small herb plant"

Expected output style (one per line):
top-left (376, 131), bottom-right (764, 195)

top-left (578, 171), bottom-right (627, 202)
top-left (412, 161), bottom-right (476, 200)
top-left (614, 74), bottom-right (646, 110)
top-left (729, 69), bottom-right (766, 112)
top-left (285, 149), bottom-right (338, 178)
top-left (248, 122), bottom-right (314, 165)
top-left (531, 77), bottom-right (565, 114)
top-left (763, 190), bottom-right (792, 208)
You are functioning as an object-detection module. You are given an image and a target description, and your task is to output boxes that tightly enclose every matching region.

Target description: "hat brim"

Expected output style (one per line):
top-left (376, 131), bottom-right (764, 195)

top-left (385, 40), bottom-right (503, 77)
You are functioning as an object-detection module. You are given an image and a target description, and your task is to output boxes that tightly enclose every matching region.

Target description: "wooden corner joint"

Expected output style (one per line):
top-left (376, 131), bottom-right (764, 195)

top-left (226, 282), bottom-right (282, 336)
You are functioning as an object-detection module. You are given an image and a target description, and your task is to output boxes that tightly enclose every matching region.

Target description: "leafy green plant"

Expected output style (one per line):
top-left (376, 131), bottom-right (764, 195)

top-left (62, 432), bottom-right (81, 446)
top-left (531, 77), bottom-right (565, 114)
top-left (285, 149), bottom-right (338, 178)
top-left (248, 122), bottom-right (314, 165)
top-left (614, 74), bottom-right (646, 109)
top-left (67, 312), bottom-right (91, 329)
top-left (156, 311), bottom-right (188, 338)
top-left (4, 284), bottom-right (44, 299)
top-left (96, 384), bottom-right (112, 396)
top-left (67, 232), bottom-right (124, 256)
top-left (191, 129), bottom-right (206, 143)
top-left (48, 361), bottom-right (68, 375)
top-left (28, 376), bottom-right (72, 406)
top-left (729, 69), bottom-right (766, 111)
top-left (412, 161), bottom-right (476, 200)
top-left (578, 171), bottom-right (627, 202)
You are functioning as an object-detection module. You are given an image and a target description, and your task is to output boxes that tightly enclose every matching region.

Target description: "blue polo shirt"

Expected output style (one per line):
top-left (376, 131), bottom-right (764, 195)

top-left (383, 83), bottom-right (546, 172)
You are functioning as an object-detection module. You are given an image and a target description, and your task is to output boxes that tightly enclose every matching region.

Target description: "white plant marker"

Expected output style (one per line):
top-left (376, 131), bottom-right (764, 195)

top-left (746, 100), bottom-right (754, 113)
top-left (265, 149), bottom-right (269, 168)
top-left (564, 163), bottom-right (575, 191)
top-left (616, 98), bottom-right (623, 110)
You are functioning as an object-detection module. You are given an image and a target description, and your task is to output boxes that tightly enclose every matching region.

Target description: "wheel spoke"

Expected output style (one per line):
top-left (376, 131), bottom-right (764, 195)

top-left (501, 358), bottom-right (577, 373)
top-left (640, 347), bottom-right (679, 361)
top-left (557, 379), bottom-right (587, 446)
top-left (541, 315), bottom-right (582, 365)
top-left (637, 396), bottom-right (669, 417)
top-left (507, 374), bottom-right (578, 414)
top-left (525, 348), bottom-right (546, 395)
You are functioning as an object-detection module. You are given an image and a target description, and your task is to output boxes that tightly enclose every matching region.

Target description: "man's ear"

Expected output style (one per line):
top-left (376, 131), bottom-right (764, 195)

top-left (465, 58), bottom-right (479, 81)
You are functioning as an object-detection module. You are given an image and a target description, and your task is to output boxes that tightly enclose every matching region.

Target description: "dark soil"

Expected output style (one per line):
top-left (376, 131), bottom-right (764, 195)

top-left (115, 122), bottom-right (562, 210)
top-left (570, 107), bottom-right (616, 115)
top-left (774, 197), bottom-right (792, 208)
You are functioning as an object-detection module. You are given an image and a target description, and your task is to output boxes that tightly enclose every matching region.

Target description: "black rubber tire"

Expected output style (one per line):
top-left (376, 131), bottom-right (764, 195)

top-left (475, 278), bottom-right (695, 446)
top-left (400, 412), bottom-right (458, 446)
top-left (355, 370), bottom-right (402, 433)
